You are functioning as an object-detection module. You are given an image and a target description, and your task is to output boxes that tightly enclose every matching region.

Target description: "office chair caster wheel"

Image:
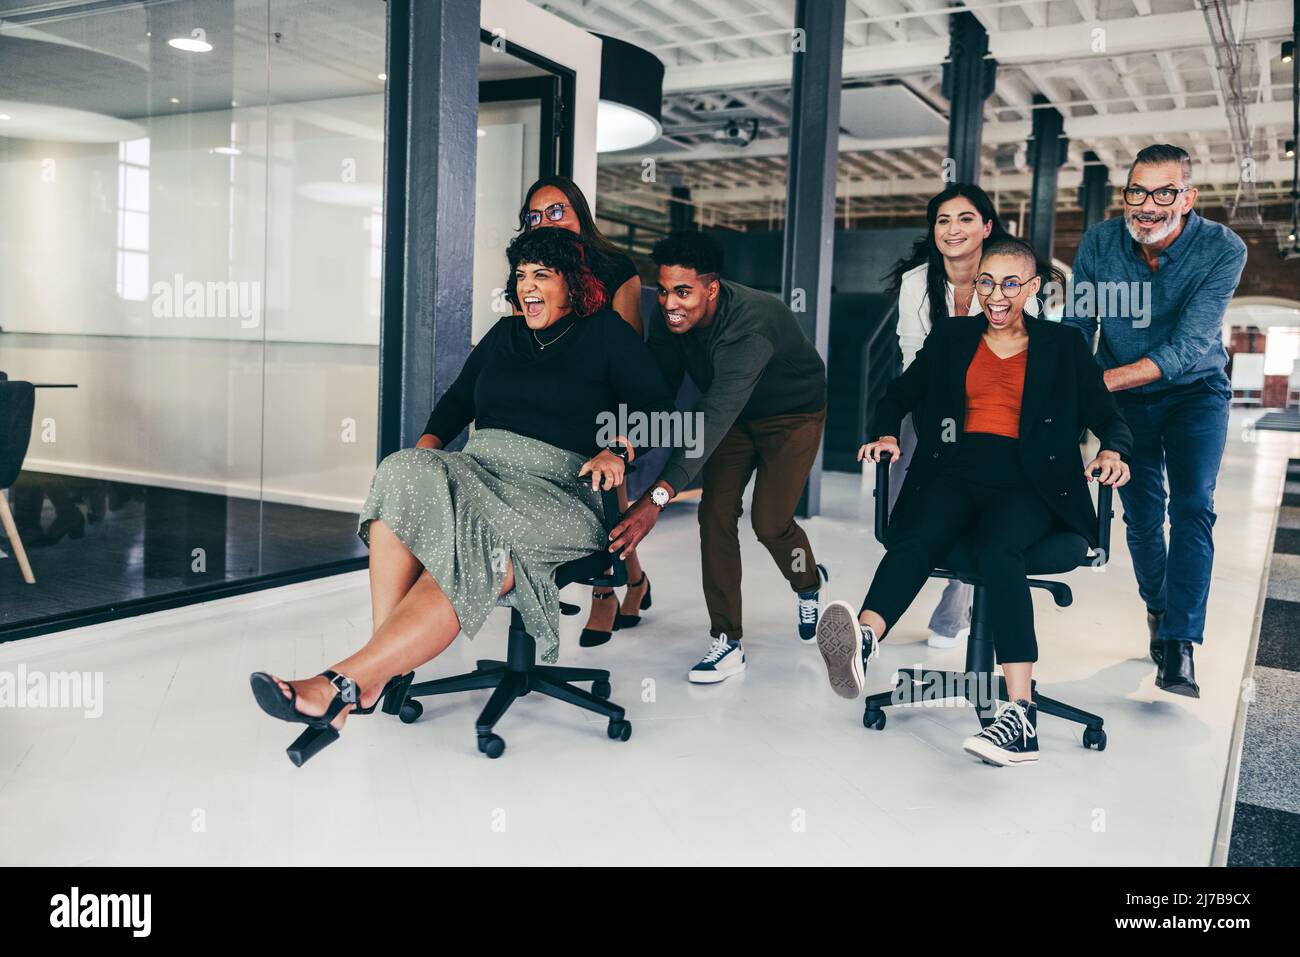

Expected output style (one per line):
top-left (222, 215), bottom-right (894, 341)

top-left (591, 679), bottom-right (611, 699)
top-left (399, 700), bottom-right (422, 724)
top-left (1082, 727), bottom-right (1107, 751)
top-left (478, 733), bottom-right (505, 758)
top-left (863, 708), bottom-right (886, 731)
top-left (607, 719), bottom-right (631, 741)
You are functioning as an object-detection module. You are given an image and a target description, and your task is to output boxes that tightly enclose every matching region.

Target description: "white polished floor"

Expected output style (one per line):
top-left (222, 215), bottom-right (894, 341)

top-left (2, 412), bottom-right (1295, 866)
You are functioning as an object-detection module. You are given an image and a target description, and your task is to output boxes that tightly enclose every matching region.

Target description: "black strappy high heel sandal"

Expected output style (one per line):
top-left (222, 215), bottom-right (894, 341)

top-left (249, 669), bottom-right (360, 767)
top-left (615, 574), bottom-right (652, 630)
top-left (579, 588), bottom-right (620, 647)
top-left (349, 672), bottom-right (415, 715)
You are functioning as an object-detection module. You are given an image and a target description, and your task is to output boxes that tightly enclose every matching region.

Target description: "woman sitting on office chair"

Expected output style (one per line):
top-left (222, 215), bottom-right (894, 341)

top-left (814, 236), bottom-right (1133, 768)
top-left (248, 228), bottom-right (673, 765)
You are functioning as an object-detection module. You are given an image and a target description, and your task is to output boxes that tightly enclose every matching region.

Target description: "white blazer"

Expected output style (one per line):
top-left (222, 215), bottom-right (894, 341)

top-left (896, 261), bottom-right (1039, 370)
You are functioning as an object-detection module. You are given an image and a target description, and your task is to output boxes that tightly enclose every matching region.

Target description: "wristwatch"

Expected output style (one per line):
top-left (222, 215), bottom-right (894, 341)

top-left (650, 485), bottom-right (671, 510)
top-left (608, 442), bottom-right (629, 462)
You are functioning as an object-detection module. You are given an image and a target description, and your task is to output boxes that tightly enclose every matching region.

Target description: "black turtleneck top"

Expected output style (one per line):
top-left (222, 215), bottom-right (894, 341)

top-left (421, 309), bottom-right (674, 458)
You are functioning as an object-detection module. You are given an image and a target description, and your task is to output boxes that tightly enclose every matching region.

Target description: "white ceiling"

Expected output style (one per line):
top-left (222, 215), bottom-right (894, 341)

top-left (531, 0), bottom-right (1298, 232)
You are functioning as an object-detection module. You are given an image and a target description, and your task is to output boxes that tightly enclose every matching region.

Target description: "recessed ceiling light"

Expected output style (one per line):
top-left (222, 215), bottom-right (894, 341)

top-left (169, 97), bottom-right (181, 105)
top-left (168, 35), bottom-right (213, 53)
top-left (377, 72), bottom-right (387, 81)
top-left (213, 146), bottom-right (241, 155)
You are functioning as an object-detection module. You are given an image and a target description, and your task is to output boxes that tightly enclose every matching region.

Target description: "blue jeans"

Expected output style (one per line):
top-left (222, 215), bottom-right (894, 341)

top-left (1115, 377), bottom-right (1230, 645)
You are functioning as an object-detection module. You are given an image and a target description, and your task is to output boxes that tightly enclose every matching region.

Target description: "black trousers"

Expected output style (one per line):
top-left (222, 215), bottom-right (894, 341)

top-left (862, 434), bottom-right (1054, 663)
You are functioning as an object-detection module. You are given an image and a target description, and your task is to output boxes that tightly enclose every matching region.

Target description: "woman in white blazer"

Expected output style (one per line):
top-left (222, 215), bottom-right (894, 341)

top-left (883, 184), bottom-right (1015, 647)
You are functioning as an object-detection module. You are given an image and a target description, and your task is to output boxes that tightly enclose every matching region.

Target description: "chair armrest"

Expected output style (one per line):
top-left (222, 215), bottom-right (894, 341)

top-left (590, 483), bottom-right (629, 588)
top-left (873, 451), bottom-right (893, 546)
top-left (597, 487), bottom-right (623, 528)
top-left (1093, 470), bottom-right (1114, 564)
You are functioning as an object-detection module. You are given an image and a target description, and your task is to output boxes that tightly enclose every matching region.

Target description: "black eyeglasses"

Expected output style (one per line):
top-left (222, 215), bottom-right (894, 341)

top-left (974, 277), bottom-right (1025, 297)
top-left (1123, 185), bottom-right (1190, 206)
top-left (526, 202), bottom-right (571, 227)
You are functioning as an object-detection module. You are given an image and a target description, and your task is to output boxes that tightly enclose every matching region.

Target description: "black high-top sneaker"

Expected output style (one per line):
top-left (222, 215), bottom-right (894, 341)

top-left (796, 563), bottom-right (830, 642)
top-left (962, 698), bottom-right (1039, 767)
top-left (815, 600), bottom-right (878, 698)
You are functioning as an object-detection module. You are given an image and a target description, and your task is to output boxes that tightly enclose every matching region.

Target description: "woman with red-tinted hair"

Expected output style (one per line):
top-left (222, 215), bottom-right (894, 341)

top-left (249, 228), bottom-right (673, 765)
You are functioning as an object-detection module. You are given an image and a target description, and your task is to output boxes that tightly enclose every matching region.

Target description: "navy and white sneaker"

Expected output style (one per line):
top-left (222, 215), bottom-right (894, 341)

top-left (797, 563), bottom-right (830, 642)
top-left (962, 699), bottom-right (1039, 766)
top-left (815, 600), bottom-right (878, 699)
top-left (688, 634), bottom-right (746, 684)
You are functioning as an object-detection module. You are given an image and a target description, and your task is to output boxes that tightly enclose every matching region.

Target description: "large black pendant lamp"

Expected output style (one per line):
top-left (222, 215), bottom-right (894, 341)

top-left (591, 33), bottom-right (663, 152)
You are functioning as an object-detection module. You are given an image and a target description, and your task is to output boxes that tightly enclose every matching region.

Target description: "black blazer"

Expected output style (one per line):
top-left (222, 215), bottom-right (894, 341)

top-left (871, 314), bottom-right (1133, 547)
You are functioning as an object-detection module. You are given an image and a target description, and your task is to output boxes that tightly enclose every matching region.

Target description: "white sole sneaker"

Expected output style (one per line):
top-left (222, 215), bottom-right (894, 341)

top-left (686, 660), bottom-right (748, 686)
top-left (816, 600), bottom-right (865, 699)
top-left (927, 626), bottom-right (969, 649)
top-left (961, 735), bottom-right (1040, 766)
top-left (688, 658), bottom-right (745, 684)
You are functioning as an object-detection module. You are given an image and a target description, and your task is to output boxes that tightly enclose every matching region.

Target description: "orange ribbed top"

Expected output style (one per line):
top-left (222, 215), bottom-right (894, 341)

top-left (964, 338), bottom-right (1027, 439)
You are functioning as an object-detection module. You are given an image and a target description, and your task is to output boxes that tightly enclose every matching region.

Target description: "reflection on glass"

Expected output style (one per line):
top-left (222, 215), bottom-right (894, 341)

top-left (0, 0), bottom-right (385, 633)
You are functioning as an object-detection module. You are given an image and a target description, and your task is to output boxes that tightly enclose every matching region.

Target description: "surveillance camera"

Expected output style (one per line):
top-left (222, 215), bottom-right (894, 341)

top-left (713, 118), bottom-right (757, 147)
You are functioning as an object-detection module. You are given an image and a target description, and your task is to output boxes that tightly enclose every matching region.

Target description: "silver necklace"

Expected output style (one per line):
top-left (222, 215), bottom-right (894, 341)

top-left (532, 318), bottom-right (576, 351)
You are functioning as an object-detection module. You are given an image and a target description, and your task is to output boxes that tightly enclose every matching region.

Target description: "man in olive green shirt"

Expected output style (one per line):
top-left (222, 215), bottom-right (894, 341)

top-left (609, 232), bottom-right (828, 683)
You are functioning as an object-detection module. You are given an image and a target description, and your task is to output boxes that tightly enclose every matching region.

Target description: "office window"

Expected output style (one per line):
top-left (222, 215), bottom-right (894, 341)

top-left (0, 0), bottom-right (387, 636)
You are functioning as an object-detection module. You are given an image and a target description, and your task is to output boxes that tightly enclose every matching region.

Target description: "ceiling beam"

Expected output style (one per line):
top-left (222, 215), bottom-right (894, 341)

top-left (659, 0), bottom-right (1294, 93)
top-left (607, 99), bottom-right (1296, 164)
top-left (648, 156), bottom-right (1298, 204)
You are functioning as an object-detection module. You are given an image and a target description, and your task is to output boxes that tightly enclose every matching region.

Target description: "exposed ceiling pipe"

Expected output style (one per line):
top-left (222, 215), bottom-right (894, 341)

top-left (1200, 0), bottom-right (1265, 225)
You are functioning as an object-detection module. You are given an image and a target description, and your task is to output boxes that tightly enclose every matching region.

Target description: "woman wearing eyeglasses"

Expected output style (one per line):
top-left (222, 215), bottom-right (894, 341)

top-left (815, 237), bottom-right (1133, 768)
top-left (882, 184), bottom-right (1018, 650)
top-left (518, 175), bottom-right (653, 646)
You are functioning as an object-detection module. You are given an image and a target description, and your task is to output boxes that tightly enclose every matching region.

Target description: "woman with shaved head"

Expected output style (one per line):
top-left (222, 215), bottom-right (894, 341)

top-left (815, 237), bottom-right (1133, 768)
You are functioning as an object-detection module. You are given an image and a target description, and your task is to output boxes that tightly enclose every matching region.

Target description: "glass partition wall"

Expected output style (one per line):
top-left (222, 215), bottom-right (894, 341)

top-left (0, 0), bottom-right (387, 637)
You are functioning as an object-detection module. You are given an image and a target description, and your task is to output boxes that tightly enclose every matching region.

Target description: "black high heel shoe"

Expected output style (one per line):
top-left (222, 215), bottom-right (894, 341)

top-left (350, 672), bottom-right (414, 715)
top-left (579, 589), bottom-right (620, 647)
top-left (249, 669), bottom-right (361, 766)
top-left (615, 574), bottom-right (652, 629)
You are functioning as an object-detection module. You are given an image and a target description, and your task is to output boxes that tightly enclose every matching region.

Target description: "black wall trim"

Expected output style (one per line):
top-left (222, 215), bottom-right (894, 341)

top-left (378, 0), bottom-right (413, 460)
top-left (480, 76), bottom-right (562, 180)
top-left (380, 0), bottom-right (481, 456)
top-left (478, 27), bottom-right (576, 180)
top-left (0, 557), bottom-right (367, 645)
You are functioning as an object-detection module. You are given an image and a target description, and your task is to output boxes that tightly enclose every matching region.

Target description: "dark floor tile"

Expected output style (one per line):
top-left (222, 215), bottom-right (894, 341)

top-left (1257, 599), bottom-right (1300, 673)
top-left (1274, 527), bottom-right (1300, 556)
top-left (1228, 802), bottom-right (1300, 866)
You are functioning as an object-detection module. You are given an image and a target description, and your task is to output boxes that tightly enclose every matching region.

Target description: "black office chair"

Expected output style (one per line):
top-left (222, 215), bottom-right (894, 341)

top-left (392, 484), bottom-right (632, 759)
top-left (0, 379), bottom-right (37, 584)
top-left (863, 452), bottom-right (1112, 751)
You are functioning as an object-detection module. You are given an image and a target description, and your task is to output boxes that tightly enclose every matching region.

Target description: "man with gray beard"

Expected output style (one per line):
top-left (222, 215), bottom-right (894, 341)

top-left (1065, 144), bottom-right (1246, 697)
